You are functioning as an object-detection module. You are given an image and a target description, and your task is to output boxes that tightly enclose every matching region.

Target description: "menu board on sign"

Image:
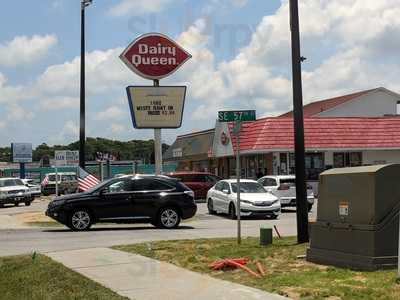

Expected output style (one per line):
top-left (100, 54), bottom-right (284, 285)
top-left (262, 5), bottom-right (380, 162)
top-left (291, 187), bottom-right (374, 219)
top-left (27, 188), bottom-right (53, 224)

top-left (126, 86), bottom-right (186, 129)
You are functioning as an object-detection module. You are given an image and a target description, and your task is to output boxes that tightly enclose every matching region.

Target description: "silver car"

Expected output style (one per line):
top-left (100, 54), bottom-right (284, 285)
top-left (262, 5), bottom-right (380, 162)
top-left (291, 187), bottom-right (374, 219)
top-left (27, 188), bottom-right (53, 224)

top-left (257, 175), bottom-right (314, 211)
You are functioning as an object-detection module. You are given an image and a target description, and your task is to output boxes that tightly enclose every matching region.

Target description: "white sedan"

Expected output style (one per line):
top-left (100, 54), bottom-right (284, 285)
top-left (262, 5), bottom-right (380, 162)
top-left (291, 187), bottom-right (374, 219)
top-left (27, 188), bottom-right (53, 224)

top-left (206, 179), bottom-right (281, 219)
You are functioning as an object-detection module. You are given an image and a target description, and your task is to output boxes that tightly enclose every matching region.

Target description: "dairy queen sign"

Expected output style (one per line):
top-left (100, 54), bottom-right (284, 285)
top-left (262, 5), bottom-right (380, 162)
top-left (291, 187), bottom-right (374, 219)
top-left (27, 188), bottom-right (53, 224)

top-left (120, 33), bottom-right (192, 175)
top-left (120, 33), bottom-right (192, 80)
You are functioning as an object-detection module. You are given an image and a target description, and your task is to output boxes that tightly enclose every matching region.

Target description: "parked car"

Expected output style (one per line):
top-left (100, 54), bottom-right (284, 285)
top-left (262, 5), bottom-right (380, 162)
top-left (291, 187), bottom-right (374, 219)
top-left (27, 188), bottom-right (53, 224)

top-left (206, 179), bottom-right (280, 219)
top-left (21, 179), bottom-right (41, 199)
top-left (41, 172), bottom-right (78, 196)
top-left (46, 175), bottom-right (197, 231)
top-left (0, 178), bottom-right (32, 207)
top-left (166, 172), bottom-right (222, 200)
top-left (257, 175), bottom-right (314, 211)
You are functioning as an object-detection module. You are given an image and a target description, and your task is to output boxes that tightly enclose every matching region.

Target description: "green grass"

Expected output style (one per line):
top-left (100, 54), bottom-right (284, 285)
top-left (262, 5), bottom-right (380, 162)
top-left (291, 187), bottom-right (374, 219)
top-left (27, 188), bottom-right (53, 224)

top-left (114, 237), bottom-right (400, 300)
top-left (0, 254), bottom-right (128, 300)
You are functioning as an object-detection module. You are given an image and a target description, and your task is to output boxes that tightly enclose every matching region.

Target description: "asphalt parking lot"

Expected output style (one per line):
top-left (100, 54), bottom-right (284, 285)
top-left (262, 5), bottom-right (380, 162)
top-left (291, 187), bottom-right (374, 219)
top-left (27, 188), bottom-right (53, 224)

top-left (0, 196), bottom-right (317, 257)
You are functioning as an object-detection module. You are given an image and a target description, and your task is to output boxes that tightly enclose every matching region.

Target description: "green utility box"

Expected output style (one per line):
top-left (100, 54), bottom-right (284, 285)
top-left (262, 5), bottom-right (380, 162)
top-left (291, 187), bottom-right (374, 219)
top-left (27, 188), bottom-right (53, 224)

top-left (260, 225), bottom-right (273, 246)
top-left (307, 164), bottom-right (400, 270)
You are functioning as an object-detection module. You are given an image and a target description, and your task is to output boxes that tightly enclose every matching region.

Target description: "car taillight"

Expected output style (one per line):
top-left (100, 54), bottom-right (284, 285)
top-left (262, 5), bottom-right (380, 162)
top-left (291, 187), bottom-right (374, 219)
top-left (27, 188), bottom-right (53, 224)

top-left (278, 184), bottom-right (290, 190)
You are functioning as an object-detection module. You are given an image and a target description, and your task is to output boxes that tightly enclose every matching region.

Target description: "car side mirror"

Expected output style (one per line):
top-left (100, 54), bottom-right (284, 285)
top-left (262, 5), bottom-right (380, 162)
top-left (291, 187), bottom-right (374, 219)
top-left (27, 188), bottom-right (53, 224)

top-left (99, 189), bottom-right (106, 197)
top-left (222, 189), bottom-right (230, 194)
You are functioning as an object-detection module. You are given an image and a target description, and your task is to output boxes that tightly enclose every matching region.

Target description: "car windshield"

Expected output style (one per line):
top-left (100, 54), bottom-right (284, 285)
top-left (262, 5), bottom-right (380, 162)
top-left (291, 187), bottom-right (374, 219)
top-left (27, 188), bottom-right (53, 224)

top-left (0, 179), bottom-right (24, 187)
top-left (231, 182), bottom-right (266, 193)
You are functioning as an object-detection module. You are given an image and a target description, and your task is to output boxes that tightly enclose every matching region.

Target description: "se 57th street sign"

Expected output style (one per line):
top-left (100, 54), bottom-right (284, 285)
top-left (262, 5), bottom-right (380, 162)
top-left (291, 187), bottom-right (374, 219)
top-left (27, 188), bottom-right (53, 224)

top-left (218, 110), bottom-right (256, 122)
top-left (126, 86), bottom-right (186, 129)
top-left (120, 33), bottom-right (192, 80)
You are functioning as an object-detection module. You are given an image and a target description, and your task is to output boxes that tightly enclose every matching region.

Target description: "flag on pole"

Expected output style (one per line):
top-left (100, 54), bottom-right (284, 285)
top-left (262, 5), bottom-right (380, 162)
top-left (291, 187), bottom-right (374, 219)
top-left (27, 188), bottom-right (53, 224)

top-left (41, 174), bottom-right (49, 186)
top-left (78, 167), bottom-right (100, 191)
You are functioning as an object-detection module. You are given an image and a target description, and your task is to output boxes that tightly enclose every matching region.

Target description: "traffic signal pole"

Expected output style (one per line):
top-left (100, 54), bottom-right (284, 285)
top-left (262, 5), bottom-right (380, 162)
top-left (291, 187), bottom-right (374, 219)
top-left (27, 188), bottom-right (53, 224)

top-left (289, 0), bottom-right (309, 243)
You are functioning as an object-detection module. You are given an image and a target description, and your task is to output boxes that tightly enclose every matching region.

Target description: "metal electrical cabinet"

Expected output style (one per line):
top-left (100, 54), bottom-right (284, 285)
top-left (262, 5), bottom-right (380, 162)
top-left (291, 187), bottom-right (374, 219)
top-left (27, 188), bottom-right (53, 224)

top-left (307, 164), bottom-right (400, 270)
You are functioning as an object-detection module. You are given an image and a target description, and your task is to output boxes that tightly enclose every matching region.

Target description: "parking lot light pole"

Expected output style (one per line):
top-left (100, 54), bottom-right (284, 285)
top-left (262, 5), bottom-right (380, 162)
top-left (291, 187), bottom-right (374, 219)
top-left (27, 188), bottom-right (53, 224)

top-left (289, 0), bottom-right (309, 243)
top-left (79, 0), bottom-right (93, 169)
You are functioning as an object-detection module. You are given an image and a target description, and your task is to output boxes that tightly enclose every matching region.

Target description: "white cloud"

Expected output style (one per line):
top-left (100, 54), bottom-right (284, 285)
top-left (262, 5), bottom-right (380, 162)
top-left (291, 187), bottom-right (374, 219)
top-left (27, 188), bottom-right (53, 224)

top-left (59, 120), bottom-right (79, 140)
top-left (6, 104), bottom-right (34, 121)
top-left (95, 106), bottom-right (125, 121)
top-left (40, 97), bottom-right (79, 110)
top-left (111, 123), bottom-right (126, 134)
top-left (0, 34), bottom-right (57, 67)
top-left (109, 0), bottom-right (174, 16)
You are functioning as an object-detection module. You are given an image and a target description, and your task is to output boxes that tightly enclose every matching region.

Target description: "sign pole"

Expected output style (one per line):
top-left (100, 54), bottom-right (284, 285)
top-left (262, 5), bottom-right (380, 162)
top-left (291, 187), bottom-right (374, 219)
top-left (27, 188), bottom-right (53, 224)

top-left (19, 163), bottom-right (26, 179)
top-left (153, 79), bottom-right (163, 175)
top-left (235, 120), bottom-right (242, 245)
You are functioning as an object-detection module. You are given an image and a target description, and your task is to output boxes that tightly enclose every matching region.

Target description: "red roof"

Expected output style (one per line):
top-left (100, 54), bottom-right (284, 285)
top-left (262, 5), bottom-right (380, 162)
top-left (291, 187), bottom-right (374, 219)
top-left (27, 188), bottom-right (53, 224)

top-left (279, 88), bottom-right (377, 118)
top-left (229, 117), bottom-right (400, 152)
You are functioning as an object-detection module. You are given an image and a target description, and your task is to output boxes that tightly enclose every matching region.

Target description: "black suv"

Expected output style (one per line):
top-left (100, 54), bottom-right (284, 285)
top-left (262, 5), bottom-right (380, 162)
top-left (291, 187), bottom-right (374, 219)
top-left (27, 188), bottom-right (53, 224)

top-left (46, 175), bottom-right (197, 231)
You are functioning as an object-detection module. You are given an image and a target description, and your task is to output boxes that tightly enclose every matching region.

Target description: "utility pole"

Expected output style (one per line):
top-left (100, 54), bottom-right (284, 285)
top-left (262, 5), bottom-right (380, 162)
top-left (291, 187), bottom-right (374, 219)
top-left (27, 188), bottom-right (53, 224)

top-left (289, 0), bottom-right (309, 243)
top-left (79, 0), bottom-right (93, 169)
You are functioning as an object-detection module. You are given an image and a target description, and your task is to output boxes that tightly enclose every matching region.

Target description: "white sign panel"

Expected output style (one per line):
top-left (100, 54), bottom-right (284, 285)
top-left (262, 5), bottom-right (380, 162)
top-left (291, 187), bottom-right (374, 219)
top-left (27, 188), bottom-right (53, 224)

top-left (11, 143), bottom-right (32, 163)
top-left (172, 148), bottom-right (183, 158)
top-left (126, 86), bottom-right (186, 129)
top-left (55, 150), bottom-right (79, 166)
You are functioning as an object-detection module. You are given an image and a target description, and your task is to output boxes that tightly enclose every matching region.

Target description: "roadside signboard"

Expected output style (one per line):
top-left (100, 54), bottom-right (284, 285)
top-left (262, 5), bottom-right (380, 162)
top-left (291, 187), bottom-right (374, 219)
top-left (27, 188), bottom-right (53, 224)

top-left (54, 150), bottom-right (79, 166)
top-left (11, 143), bottom-right (32, 163)
top-left (120, 33), bottom-right (192, 80)
top-left (126, 86), bottom-right (186, 129)
top-left (218, 110), bottom-right (256, 122)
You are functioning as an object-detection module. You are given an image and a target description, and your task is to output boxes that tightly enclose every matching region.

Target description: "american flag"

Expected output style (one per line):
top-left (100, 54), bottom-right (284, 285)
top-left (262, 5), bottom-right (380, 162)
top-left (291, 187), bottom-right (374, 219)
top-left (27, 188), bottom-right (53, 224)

top-left (78, 167), bottom-right (100, 191)
top-left (41, 175), bottom-right (49, 186)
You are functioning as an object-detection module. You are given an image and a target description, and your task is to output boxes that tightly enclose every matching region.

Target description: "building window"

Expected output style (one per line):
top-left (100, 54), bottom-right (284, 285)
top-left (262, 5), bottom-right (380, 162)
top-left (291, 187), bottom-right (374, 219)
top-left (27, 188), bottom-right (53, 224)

top-left (305, 153), bottom-right (324, 180)
top-left (333, 152), bottom-right (362, 168)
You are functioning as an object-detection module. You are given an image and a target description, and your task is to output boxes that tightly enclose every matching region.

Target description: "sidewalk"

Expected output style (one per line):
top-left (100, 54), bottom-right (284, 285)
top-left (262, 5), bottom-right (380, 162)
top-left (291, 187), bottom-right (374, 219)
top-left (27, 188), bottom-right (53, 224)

top-left (46, 247), bottom-right (289, 300)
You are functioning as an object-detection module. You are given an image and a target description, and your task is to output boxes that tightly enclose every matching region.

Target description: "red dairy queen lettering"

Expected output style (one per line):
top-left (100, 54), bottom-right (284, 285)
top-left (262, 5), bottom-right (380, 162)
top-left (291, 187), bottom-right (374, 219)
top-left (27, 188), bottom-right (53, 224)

top-left (120, 33), bottom-right (192, 80)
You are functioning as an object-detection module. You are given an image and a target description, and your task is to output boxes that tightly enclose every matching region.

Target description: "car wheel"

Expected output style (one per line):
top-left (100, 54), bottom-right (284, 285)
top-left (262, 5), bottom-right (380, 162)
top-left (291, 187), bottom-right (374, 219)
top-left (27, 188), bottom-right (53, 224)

top-left (14, 202), bottom-right (19, 207)
top-left (68, 209), bottom-right (92, 231)
top-left (229, 203), bottom-right (236, 220)
top-left (207, 199), bottom-right (216, 215)
top-left (157, 207), bottom-right (181, 229)
top-left (25, 201), bottom-right (31, 206)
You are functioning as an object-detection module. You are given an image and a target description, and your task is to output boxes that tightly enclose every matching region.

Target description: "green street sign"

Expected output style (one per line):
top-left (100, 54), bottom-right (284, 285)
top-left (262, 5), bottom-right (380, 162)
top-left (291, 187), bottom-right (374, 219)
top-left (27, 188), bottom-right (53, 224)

top-left (218, 110), bottom-right (256, 122)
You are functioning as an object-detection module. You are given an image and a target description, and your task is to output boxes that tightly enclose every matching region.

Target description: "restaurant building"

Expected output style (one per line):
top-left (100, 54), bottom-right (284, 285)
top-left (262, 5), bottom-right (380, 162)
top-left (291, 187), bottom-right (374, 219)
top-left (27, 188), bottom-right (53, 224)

top-left (164, 87), bottom-right (400, 188)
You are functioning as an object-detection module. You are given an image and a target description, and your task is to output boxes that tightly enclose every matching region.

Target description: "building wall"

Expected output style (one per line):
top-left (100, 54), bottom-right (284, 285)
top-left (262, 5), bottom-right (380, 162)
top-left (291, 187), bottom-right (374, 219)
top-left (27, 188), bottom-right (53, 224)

top-left (362, 150), bottom-right (400, 165)
top-left (316, 90), bottom-right (400, 117)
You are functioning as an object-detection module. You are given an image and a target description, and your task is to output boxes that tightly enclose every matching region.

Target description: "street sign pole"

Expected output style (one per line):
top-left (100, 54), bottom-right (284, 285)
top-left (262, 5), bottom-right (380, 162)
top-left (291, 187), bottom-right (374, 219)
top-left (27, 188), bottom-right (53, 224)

top-left (234, 121), bottom-right (242, 245)
top-left (289, 0), bottom-right (309, 243)
top-left (153, 79), bottom-right (163, 175)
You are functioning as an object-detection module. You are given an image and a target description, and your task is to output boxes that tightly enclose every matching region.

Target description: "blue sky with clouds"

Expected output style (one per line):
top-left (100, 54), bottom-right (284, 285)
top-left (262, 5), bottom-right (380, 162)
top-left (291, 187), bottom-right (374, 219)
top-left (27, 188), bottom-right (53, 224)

top-left (1, 0), bottom-right (399, 147)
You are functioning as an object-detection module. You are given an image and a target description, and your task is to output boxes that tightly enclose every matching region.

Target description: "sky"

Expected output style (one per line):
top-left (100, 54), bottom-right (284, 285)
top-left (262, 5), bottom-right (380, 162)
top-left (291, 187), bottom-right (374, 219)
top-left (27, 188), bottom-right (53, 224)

top-left (1, 0), bottom-right (400, 147)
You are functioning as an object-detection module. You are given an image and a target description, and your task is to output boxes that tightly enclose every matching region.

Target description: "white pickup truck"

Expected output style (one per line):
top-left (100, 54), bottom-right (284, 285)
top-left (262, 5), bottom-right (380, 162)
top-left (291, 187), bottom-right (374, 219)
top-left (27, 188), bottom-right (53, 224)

top-left (0, 178), bottom-right (32, 207)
